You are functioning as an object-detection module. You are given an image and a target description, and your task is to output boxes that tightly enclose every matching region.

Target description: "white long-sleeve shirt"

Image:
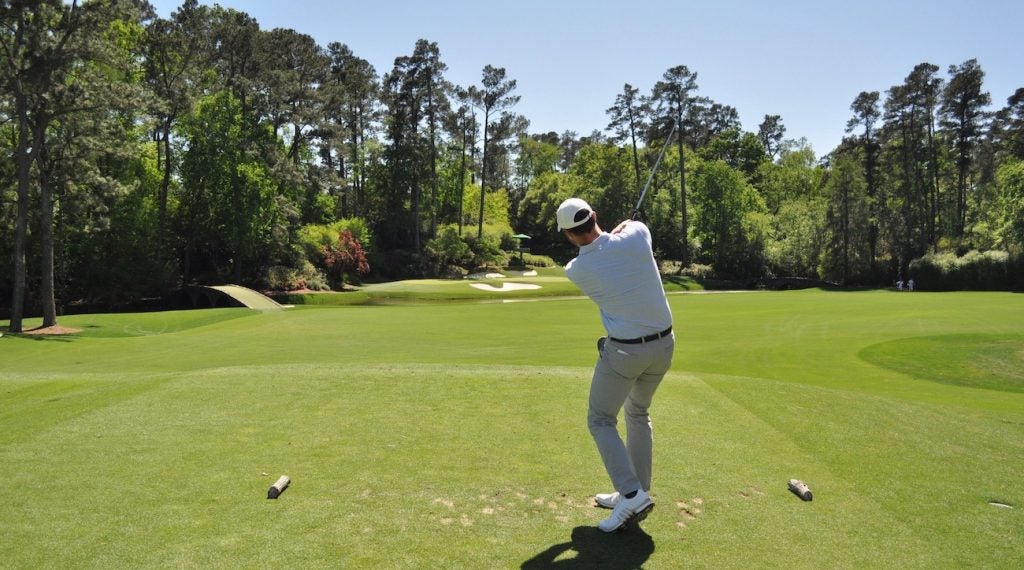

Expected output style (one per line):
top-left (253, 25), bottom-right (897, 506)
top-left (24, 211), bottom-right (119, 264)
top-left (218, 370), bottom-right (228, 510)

top-left (565, 221), bottom-right (673, 340)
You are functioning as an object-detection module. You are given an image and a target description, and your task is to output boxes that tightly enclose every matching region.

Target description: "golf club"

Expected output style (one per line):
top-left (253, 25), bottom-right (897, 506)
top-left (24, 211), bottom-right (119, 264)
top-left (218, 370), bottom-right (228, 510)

top-left (632, 118), bottom-right (679, 220)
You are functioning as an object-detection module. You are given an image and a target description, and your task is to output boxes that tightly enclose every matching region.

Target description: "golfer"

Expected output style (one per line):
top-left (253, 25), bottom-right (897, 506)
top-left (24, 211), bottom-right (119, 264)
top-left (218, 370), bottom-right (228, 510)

top-left (557, 197), bottom-right (674, 533)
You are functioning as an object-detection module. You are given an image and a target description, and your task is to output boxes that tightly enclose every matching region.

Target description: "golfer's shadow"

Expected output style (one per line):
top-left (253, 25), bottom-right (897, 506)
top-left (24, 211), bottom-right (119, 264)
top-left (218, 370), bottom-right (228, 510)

top-left (521, 526), bottom-right (654, 569)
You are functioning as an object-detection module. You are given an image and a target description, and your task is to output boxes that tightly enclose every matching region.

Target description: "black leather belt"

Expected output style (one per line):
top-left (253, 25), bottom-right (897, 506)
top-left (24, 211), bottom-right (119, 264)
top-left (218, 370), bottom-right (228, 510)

top-left (610, 326), bottom-right (672, 345)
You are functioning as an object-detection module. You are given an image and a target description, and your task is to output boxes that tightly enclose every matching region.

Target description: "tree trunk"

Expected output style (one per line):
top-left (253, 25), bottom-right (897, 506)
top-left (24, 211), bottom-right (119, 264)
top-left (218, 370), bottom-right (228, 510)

top-left (427, 79), bottom-right (438, 240)
top-left (926, 113), bottom-right (938, 251)
top-left (677, 110), bottom-right (690, 266)
top-left (629, 118), bottom-right (641, 193)
top-left (865, 130), bottom-right (878, 275)
top-left (957, 130), bottom-right (968, 237)
top-left (842, 182), bottom-right (850, 286)
top-left (458, 124), bottom-right (468, 236)
top-left (159, 120), bottom-right (172, 237)
top-left (412, 104), bottom-right (421, 253)
top-left (478, 112), bottom-right (490, 240)
top-left (355, 109), bottom-right (366, 214)
top-left (39, 144), bottom-right (57, 327)
top-left (413, 175), bottom-right (421, 253)
top-left (350, 115), bottom-right (361, 216)
top-left (9, 93), bottom-right (31, 333)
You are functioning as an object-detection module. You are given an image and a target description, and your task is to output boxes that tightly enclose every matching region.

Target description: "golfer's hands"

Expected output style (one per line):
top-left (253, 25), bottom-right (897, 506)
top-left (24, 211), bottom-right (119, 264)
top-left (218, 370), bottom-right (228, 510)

top-left (611, 220), bottom-right (632, 234)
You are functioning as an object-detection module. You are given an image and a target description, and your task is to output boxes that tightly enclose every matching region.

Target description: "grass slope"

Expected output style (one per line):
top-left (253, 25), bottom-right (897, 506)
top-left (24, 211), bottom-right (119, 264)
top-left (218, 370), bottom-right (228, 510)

top-left (1, 290), bottom-right (1022, 568)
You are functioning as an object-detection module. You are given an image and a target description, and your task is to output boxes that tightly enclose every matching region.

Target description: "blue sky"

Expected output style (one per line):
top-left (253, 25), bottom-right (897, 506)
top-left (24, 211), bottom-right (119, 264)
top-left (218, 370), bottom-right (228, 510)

top-left (150, 0), bottom-right (1022, 157)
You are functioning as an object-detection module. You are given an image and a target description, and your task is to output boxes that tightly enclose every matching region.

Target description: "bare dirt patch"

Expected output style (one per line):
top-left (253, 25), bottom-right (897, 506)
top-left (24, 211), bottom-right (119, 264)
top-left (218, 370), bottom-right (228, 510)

top-left (20, 325), bottom-right (83, 336)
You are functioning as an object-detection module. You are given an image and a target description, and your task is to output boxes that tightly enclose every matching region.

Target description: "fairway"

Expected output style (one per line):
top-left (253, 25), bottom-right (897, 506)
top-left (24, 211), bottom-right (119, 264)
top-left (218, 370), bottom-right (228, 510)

top-left (2, 290), bottom-right (1023, 568)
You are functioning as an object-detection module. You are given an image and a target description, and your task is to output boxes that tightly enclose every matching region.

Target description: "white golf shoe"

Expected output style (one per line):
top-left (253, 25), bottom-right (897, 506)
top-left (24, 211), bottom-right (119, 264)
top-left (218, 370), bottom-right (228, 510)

top-left (594, 491), bottom-right (620, 509)
top-left (597, 490), bottom-right (654, 533)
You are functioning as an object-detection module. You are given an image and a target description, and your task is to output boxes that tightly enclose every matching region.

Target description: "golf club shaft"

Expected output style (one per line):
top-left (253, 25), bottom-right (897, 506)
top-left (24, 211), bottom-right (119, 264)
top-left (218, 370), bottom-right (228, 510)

top-left (633, 119), bottom-right (679, 220)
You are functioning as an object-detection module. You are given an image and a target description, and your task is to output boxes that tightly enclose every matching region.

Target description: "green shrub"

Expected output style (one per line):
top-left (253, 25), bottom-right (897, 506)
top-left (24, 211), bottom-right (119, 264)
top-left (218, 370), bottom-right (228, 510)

top-left (296, 218), bottom-right (373, 265)
top-left (262, 261), bottom-right (331, 292)
top-left (682, 263), bottom-right (716, 280)
top-left (466, 233), bottom-right (509, 268)
top-left (520, 253), bottom-right (555, 268)
top-left (321, 230), bottom-right (370, 288)
top-left (424, 226), bottom-right (509, 275)
top-left (296, 219), bottom-right (372, 288)
top-left (909, 250), bottom-right (1021, 291)
top-left (425, 227), bottom-right (475, 269)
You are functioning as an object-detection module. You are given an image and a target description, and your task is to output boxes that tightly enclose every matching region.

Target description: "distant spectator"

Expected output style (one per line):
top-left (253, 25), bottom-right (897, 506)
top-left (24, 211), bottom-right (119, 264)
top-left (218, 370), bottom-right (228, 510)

top-left (908, 278), bottom-right (915, 291)
top-left (897, 279), bottom-right (904, 291)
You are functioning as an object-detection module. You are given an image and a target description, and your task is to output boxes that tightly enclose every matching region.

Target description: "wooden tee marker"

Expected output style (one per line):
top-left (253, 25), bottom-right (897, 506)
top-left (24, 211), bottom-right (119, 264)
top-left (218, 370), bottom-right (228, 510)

top-left (788, 479), bottom-right (813, 501)
top-left (267, 475), bottom-right (291, 499)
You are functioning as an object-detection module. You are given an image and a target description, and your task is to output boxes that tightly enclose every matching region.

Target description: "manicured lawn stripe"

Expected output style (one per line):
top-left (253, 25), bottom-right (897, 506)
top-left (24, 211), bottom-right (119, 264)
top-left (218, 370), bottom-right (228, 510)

top-left (1, 289), bottom-right (1022, 567)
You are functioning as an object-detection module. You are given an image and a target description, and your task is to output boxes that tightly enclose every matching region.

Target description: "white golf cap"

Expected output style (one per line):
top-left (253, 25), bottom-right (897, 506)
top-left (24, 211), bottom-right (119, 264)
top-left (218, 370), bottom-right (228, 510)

top-left (556, 197), bottom-right (594, 231)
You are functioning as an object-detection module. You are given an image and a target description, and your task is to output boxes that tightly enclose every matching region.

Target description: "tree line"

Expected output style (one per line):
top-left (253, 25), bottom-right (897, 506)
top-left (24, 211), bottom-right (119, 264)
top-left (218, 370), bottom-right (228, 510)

top-left (2, 0), bottom-right (1023, 331)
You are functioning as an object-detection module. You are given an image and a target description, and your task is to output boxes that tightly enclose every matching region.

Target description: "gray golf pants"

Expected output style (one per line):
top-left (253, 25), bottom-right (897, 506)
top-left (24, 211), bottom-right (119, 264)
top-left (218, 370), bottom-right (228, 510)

top-left (588, 333), bottom-right (674, 495)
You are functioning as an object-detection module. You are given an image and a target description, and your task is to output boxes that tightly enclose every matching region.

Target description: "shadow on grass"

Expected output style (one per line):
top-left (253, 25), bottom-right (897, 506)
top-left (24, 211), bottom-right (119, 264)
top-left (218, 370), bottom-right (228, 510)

top-left (521, 525), bottom-right (654, 569)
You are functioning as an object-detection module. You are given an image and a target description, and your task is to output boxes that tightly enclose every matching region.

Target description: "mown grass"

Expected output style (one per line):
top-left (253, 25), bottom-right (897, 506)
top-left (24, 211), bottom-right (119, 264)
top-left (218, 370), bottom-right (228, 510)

top-left (1, 288), bottom-right (1022, 568)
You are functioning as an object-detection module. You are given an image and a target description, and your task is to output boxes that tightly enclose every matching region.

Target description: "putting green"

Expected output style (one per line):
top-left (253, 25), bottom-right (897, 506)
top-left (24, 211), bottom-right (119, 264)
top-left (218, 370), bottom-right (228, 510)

top-left (468, 282), bottom-right (542, 291)
top-left (860, 333), bottom-right (1024, 393)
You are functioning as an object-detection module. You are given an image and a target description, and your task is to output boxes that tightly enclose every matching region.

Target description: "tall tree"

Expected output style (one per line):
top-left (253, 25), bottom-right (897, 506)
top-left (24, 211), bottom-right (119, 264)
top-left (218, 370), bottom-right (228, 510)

top-left (0, 0), bottom-right (40, 331)
top-left (510, 131), bottom-right (561, 223)
top-left (468, 65), bottom-right (520, 239)
top-left (905, 63), bottom-right (943, 249)
top-left (381, 53), bottom-right (421, 251)
top-left (940, 59), bottom-right (991, 238)
top-left (378, 41), bottom-right (451, 252)
top-left (447, 94), bottom-right (477, 234)
top-left (606, 83), bottom-right (649, 193)
top-left (882, 68), bottom-right (936, 276)
top-left (691, 159), bottom-right (769, 277)
top-left (323, 42), bottom-right (379, 217)
top-left (822, 155), bottom-right (871, 285)
top-left (651, 65), bottom-right (699, 265)
top-left (995, 88), bottom-right (1024, 159)
top-left (698, 128), bottom-right (768, 179)
top-left (254, 27), bottom-right (329, 240)
top-left (178, 90), bottom-right (277, 284)
top-left (758, 141), bottom-right (826, 277)
top-left (208, 6), bottom-right (260, 125)
top-left (687, 99), bottom-right (742, 148)
top-left (846, 91), bottom-right (881, 271)
top-left (143, 0), bottom-right (210, 242)
top-left (257, 28), bottom-right (327, 167)
top-left (0, 0), bottom-right (146, 331)
top-left (757, 114), bottom-right (786, 161)
top-left (409, 40), bottom-right (449, 240)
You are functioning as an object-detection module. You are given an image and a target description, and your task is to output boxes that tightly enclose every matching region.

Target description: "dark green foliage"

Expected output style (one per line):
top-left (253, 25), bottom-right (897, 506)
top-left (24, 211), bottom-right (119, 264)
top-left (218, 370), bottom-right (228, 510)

top-left (691, 160), bottom-right (769, 278)
top-left (4, 1), bottom-right (1024, 325)
top-left (908, 250), bottom-right (1023, 290)
top-left (425, 227), bottom-right (475, 270)
top-left (821, 156), bottom-right (872, 284)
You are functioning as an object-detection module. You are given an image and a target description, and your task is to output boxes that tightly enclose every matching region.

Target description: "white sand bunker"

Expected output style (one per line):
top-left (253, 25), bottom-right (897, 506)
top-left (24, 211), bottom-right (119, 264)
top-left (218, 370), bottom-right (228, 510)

top-left (469, 282), bottom-right (542, 291)
top-left (467, 272), bottom-right (507, 279)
